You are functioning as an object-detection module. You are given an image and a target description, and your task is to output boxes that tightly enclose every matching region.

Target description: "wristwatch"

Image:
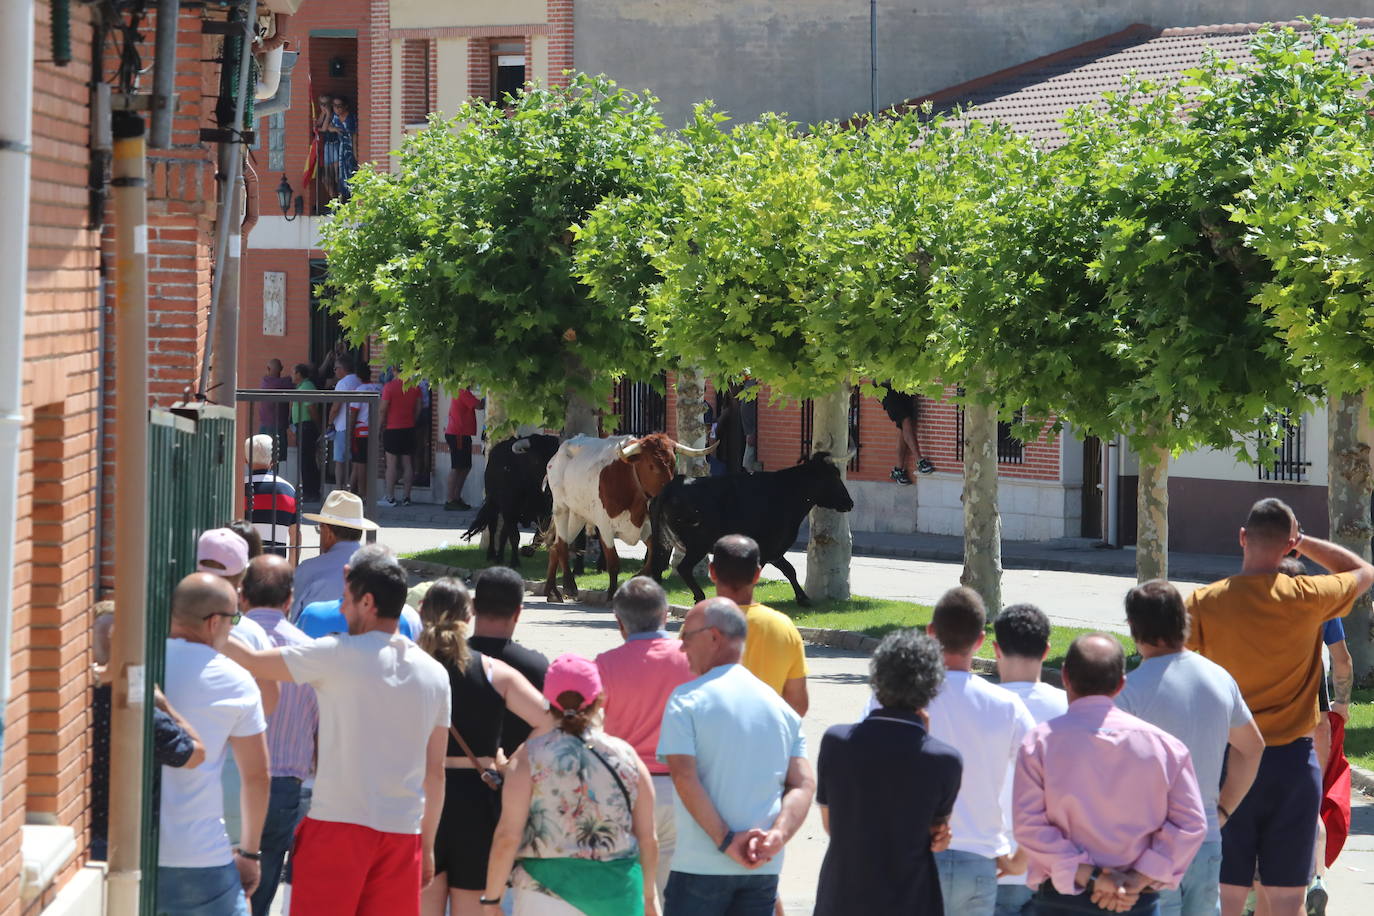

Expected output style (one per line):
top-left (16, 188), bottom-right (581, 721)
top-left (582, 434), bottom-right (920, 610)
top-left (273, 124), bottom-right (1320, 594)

top-left (718, 829), bottom-right (736, 853)
top-left (1084, 865), bottom-right (1103, 895)
top-left (479, 896), bottom-right (502, 906)
top-left (234, 847), bottom-right (261, 861)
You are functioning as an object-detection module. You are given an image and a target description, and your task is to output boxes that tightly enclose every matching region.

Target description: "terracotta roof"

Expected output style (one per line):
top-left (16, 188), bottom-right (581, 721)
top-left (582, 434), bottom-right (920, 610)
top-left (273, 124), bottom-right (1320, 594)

top-left (883, 18), bottom-right (1374, 147)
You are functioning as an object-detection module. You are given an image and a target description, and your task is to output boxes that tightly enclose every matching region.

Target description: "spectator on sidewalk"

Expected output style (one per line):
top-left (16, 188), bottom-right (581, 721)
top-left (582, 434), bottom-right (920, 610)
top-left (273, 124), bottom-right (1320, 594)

top-left (1118, 580), bottom-right (1264, 916)
top-left (658, 598), bottom-right (814, 915)
top-left (349, 364), bottom-right (383, 500)
top-left (1013, 633), bottom-right (1207, 916)
top-left (469, 566), bottom-right (549, 757)
top-left (991, 603), bottom-right (1069, 916)
top-left (380, 371), bottom-right (423, 507)
top-left (160, 573), bottom-right (270, 916)
top-left (815, 628), bottom-right (961, 915)
top-left (259, 358), bottom-right (293, 459)
top-left (1185, 498), bottom-right (1374, 916)
top-left (596, 576), bottom-right (697, 899)
top-left (291, 491), bottom-right (374, 619)
top-left (225, 546), bottom-right (451, 916)
top-left (444, 387), bottom-right (482, 511)
top-left (297, 544), bottom-right (422, 640)
top-left (905, 588), bottom-right (1034, 916)
top-left (327, 353), bottom-right (362, 492)
top-left (710, 534), bottom-right (808, 716)
top-left (245, 434), bottom-right (300, 559)
top-left (879, 381), bottom-right (933, 483)
top-left (416, 578), bottom-right (550, 916)
top-left (197, 527), bottom-right (278, 714)
top-left (240, 555), bottom-right (321, 916)
top-left (291, 363), bottom-right (322, 502)
top-left (482, 653), bottom-right (659, 916)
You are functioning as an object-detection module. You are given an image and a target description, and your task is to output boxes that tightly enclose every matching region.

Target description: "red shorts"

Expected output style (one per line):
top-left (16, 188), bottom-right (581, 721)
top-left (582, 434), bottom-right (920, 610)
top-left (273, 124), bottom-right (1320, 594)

top-left (290, 817), bottom-right (422, 916)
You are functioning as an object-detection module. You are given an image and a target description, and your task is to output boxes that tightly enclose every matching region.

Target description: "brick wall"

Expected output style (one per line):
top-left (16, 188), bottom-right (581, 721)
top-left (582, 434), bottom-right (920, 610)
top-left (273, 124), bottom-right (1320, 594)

top-left (367, 0), bottom-right (391, 169)
top-left (401, 39), bottom-right (432, 124)
top-left (546, 0), bottom-right (573, 86)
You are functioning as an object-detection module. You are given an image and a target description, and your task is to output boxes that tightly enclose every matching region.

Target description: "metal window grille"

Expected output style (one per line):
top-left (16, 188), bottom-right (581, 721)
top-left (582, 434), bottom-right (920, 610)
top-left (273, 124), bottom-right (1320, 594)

top-left (798, 398), bottom-right (815, 462)
top-left (955, 392), bottom-right (1024, 464)
top-left (267, 112), bottom-right (286, 171)
top-left (611, 374), bottom-right (667, 436)
top-left (848, 386), bottom-right (861, 471)
top-left (1258, 413), bottom-right (1308, 482)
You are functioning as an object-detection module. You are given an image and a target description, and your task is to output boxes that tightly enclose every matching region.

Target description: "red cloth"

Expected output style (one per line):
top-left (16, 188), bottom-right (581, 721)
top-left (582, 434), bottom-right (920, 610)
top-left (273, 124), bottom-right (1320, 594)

top-left (1321, 710), bottom-right (1352, 868)
top-left (381, 378), bottom-right (422, 429)
top-left (445, 389), bottom-right (480, 436)
top-left (290, 817), bottom-right (422, 916)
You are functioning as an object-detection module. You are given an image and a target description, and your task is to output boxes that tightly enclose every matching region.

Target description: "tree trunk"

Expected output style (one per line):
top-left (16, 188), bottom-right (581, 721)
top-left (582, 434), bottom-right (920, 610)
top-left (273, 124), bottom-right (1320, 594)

top-left (805, 382), bottom-right (853, 601)
top-left (958, 392), bottom-right (1002, 618)
top-left (674, 365), bottom-right (710, 477)
top-left (1328, 392), bottom-right (1374, 684)
top-left (478, 389), bottom-right (508, 550)
top-left (1136, 443), bottom-right (1169, 582)
top-left (562, 353), bottom-right (599, 439)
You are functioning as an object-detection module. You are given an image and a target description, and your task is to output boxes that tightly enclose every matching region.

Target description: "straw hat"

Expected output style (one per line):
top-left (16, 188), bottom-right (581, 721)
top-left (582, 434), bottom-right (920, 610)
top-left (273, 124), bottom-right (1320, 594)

top-left (302, 490), bottom-right (379, 531)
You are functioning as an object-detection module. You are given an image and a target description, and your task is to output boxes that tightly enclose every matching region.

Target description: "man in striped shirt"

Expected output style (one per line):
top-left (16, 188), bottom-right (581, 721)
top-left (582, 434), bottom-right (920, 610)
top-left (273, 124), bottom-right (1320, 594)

top-left (245, 435), bottom-right (300, 559)
top-left (241, 554), bottom-right (319, 916)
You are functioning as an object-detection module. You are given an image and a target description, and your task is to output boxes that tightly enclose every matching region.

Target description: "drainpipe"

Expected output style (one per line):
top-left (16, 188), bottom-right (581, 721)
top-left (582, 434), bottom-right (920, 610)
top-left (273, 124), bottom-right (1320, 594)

top-left (1105, 435), bottom-right (1121, 547)
top-left (869, 0), bottom-right (879, 115)
top-left (0, 0), bottom-right (35, 789)
top-left (149, 0), bottom-right (181, 149)
top-left (106, 111), bottom-right (151, 916)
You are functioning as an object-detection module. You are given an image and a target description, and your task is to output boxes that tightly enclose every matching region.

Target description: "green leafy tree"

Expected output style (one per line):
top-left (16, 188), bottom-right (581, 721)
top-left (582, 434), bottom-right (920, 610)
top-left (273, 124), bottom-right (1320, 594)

top-left (318, 74), bottom-right (667, 433)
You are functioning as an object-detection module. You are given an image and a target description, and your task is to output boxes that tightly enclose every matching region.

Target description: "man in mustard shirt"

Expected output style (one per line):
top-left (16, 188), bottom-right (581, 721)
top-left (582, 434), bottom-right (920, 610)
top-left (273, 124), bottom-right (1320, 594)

top-left (1186, 497), bottom-right (1373, 916)
top-left (709, 535), bottom-right (809, 717)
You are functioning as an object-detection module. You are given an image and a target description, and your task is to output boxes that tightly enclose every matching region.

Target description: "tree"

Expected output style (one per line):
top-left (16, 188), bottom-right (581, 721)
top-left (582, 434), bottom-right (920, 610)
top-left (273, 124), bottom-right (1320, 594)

top-left (318, 74), bottom-right (666, 434)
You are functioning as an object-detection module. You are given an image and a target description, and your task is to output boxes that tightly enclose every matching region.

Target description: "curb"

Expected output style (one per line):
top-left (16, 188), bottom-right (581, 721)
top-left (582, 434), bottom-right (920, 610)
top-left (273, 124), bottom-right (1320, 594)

top-left (1353, 763), bottom-right (1374, 799)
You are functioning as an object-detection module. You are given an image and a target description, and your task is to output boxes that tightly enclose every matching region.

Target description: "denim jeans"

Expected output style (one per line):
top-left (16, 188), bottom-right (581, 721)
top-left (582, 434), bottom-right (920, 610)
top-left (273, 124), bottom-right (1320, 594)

top-left (664, 871), bottom-right (779, 916)
top-left (935, 849), bottom-right (999, 916)
top-left (1031, 884), bottom-right (1160, 915)
top-left (157, 862), bottom-right (249, 916)
top-left (1159, 839), bottom-right (1222, 916)
top-left (250, 777), bottom-right (311, 916)
top-left (997, 882), bottom-right (1035, 916)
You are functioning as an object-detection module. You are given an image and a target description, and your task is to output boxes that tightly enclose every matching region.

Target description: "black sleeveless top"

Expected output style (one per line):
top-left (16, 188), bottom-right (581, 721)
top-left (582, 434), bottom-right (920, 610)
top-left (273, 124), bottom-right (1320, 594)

top-left (444, 648), bottom-right (505, 758)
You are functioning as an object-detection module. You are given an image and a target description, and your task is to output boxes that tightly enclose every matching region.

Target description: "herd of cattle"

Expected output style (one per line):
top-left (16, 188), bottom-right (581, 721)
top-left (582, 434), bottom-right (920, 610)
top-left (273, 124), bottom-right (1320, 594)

top-left (463, 432), bottom-right (855, 605)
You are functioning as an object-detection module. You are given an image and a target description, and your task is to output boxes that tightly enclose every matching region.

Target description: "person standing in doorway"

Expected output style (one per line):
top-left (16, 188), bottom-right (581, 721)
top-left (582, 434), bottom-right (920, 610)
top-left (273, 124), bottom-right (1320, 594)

top-left (444, 387), bottom-right (482, 511)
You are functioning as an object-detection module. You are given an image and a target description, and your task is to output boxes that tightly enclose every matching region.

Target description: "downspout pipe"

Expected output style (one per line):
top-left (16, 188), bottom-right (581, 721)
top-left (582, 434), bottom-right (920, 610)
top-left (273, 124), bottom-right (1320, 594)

top-left (149, 0), bottom-right (182, 149)
top-left (0, 0), bottom-right (35, 790)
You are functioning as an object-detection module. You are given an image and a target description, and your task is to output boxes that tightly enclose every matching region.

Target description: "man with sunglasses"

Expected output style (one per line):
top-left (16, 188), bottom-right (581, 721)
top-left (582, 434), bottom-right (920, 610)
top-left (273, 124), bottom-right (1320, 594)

top-left (159, 572), bottom-right (270, 916)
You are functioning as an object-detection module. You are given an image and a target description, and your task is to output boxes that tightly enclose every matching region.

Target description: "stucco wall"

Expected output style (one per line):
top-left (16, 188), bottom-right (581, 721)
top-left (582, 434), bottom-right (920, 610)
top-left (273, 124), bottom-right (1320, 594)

top-left (574, 0), bottom-right (1374, 128)
top-left (391, 0), bottom-right (545, 30)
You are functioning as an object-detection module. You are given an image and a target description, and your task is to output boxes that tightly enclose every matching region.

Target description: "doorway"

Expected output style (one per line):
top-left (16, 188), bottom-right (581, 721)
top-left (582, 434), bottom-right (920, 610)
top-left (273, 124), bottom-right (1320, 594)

top-left (1082, 436), bottom-right (1103, 539)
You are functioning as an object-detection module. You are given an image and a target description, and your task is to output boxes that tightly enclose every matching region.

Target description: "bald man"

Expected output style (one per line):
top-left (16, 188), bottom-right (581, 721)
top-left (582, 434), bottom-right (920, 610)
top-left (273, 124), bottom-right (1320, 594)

top-left (159, 573), bottom-right (270, 916)
top-left (1013, 634), bottom-right (1206, 916)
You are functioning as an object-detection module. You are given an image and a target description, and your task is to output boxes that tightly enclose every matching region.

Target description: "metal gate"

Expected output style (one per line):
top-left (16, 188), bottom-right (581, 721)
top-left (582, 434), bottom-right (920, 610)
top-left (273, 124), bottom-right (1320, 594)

top-left (611, 375), bottom-right (667, 436)
top-left (141, 405), bottom-right (236, 913)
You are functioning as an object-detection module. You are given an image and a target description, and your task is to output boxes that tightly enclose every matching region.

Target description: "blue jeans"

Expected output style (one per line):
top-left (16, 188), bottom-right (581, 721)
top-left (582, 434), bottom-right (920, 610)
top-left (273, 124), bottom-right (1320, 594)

top-left (936, 849), bottom-right (998, 916)
top-left (664, 871), bottom-right (778, 916)
top-left (1160, 839), bottom-right (1222, 916)
top-left (1031, 884), bottom-right (1160, 915)
top-left (997, 882), bottom-right (1035, 916)
top-left (157, 862), bottom-right (250, 916)
top-left (250, 777), bottom-right (311, 916)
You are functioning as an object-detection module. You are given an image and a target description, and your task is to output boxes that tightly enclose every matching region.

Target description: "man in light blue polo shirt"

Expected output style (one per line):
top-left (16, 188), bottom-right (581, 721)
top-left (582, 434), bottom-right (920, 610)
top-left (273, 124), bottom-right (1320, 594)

top-left (657, 597), bottom-right (814, 915)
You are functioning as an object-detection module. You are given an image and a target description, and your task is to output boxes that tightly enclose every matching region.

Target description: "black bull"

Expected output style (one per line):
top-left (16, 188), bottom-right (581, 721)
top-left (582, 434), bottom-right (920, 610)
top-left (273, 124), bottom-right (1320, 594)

top-left (647, 453), bottom-right (855, 606)
top-left (463, 434), bottom-right (561, 569)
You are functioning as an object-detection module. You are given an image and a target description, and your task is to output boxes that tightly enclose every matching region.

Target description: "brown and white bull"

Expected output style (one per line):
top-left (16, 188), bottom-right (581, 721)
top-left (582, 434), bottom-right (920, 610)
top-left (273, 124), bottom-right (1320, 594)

top-left (542, 432), bottom-right (714, 602)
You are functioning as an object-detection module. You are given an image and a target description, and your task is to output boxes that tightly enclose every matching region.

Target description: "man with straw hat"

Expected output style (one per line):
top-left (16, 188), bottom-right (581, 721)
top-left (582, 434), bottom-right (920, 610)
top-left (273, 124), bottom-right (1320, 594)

top-left (290, 490), bottom-right (377, 620)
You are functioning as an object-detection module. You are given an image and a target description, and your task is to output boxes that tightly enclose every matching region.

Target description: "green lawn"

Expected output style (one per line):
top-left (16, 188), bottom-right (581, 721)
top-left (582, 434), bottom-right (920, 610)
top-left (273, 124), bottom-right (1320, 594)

top-left (1347, 688), bottom-right (1374, 774)
top-left (403, 544), bottom-right (1133, 668)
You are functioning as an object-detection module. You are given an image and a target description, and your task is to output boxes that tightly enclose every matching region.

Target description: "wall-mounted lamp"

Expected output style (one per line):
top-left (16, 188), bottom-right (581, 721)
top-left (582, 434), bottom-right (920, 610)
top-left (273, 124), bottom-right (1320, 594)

top-left (277, 175), bottom-right (304, 221)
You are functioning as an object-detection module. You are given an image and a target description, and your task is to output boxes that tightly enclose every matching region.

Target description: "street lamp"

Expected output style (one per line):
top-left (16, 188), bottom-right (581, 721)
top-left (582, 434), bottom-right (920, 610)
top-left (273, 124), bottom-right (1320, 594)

top-left (276, 174), bottom-right (303, 221)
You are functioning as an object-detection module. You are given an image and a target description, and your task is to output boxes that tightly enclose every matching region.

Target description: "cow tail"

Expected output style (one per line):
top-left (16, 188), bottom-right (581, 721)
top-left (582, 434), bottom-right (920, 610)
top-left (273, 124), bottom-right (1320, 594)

top-left (463, 500), bottom-right (498, 542)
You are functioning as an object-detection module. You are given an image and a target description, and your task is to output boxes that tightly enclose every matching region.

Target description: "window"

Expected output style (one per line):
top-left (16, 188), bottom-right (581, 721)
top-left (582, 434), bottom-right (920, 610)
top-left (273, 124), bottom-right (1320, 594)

top-left (491, 41), bottom-right (526, 101)
top-left (848, 386), bottom-right (861, 471)
top-left (955, 391), bottom-right (1024, 464)
top-left (1258, 413), bottom-right (1308, 482)
top-left (266, 112), bottom-right (285, 171)
top-left (611, 375), bottom-right (667, 436)
top-left (798, 398), bottom-right (814, 463)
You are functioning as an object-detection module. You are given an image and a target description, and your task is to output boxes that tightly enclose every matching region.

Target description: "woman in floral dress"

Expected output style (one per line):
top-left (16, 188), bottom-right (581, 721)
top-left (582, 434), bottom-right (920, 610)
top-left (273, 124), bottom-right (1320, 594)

top-left (483, 654), bottom-right (659, 916)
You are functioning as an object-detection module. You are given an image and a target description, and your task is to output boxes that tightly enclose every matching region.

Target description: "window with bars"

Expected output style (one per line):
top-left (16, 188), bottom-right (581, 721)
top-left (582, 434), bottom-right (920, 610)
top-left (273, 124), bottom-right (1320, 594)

top-left (795, 392), bottom-right (860, 469)
top-left (611, 375), bottom-right (667, 436)
top-left (798, 398), bottom-right (814, 463)
top-left (1258, 413), bottom-right (1308, 482)
top-left (955, 394), bottom-right (1025, 464)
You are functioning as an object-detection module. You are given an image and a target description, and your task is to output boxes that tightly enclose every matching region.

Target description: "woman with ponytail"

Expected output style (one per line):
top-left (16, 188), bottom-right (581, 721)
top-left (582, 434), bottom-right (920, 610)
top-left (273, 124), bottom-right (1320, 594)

top-left (418, 578), bottom-right (549, 916)
top-left (482, 653), bottom-right (659, 916)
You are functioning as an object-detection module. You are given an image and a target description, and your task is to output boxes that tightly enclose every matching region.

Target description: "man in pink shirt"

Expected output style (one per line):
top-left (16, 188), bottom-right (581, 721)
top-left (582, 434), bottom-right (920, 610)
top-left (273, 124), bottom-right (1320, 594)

top-left (594, 576), bottom-right (695, 899)
top-left (1013, 633), bottom-right (1206, 915)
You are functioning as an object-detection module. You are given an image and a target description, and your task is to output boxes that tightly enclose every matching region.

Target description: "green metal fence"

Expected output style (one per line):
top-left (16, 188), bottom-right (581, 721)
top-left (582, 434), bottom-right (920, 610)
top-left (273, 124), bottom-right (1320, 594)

top-left (140, 405), bottom-right (236, 914)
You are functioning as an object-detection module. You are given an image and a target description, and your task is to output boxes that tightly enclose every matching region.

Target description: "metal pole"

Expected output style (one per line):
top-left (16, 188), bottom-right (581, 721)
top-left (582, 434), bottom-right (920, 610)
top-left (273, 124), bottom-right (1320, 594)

top-left (200, 0), bottom-right (258, 401)
top-left (870, 0), bottom-right (878, 114)
top-left (108, 110), bottom-right (151, 916)
top-left (149, 0), bottom-right (182, 149)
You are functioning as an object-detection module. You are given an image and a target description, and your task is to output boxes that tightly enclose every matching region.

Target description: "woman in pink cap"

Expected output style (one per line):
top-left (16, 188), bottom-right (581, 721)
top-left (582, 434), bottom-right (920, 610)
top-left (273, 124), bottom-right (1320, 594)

top-left (482, 653), bottom-right (659, 916)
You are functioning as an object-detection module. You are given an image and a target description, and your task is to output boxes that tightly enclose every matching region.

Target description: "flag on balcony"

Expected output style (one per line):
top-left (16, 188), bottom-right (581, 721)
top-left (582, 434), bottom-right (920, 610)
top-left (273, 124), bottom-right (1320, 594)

top-left (304, 75), bottom-right (321, 184)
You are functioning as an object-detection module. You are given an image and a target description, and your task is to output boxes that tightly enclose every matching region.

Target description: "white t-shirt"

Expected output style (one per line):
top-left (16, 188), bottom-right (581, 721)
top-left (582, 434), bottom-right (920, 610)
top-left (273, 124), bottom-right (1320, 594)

top-left (280, 630), bottom-right (450, 834)
top-left (997, 680), bottom-right (1068, 885)
top-left (333, 373), bottom-right (361, 431)
top-left (926, 671), bottom-right (1035, 859)
top-left (232, 615), bottom-right (273, 652)
top-left (160, 639), bottom-right (266, 868)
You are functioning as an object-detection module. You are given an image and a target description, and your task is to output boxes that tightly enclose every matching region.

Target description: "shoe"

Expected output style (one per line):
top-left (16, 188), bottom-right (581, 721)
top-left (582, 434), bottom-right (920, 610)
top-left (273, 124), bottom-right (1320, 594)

top-left (456, 499), bottom-right (472, 510)
top-left (918, 458), bottom-right (936, 474)
top-left (444, 500), bottom-right (461, 511)
top-left (401, 497), bottom-right (412, 506)
top-left (1307, 878), bottom-right (1328, 916)
top-left (890, 467), bottom-right (912, 486)
top-left (383, 496), bottom-right (398, 507)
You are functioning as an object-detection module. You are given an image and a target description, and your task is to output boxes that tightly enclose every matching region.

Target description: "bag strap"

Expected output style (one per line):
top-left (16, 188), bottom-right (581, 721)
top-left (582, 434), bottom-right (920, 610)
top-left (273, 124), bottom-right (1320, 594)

top-left (448, 724), bottom-right (486, 771)
top-left (584, 741), bottom-right (634, 812)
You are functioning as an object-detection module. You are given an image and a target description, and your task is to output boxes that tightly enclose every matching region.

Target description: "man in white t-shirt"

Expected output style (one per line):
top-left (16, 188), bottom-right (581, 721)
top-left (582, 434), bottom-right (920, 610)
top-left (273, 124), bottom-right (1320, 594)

top-left (327, 352), bottom-right (362, 493)
top-left (991, 603), bottom-right (1068, 916)
top-left (226, 545), bottom-right (450, 916)
top-left (926, 587), bottom-right (1035, 916)
top-left (159, 573), bottom-right (270, 916)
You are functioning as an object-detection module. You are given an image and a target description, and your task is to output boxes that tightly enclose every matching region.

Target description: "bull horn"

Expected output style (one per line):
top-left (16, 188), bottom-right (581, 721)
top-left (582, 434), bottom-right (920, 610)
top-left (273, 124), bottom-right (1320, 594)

top-left (673, 440), bottom-right (718, 457)
top-left (617, 438), bottom-right (644, 460)
top-left (512, 438), bottom-right (530, 454)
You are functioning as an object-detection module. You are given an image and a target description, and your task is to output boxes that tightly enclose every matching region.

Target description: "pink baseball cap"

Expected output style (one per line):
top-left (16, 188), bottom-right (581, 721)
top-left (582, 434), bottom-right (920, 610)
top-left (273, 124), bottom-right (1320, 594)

top-left (543, 653), bottom-right (603, 711)
top-left (196, 528), bottom-right (249, 577)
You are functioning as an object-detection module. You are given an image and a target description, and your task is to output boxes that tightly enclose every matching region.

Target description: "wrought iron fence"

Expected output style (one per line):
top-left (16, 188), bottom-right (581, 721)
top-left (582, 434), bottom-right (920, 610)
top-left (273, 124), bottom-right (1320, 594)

top-left (848, 387), bottom-right (861, 472)
top-left (955, 394), bottom-right (1025, 464)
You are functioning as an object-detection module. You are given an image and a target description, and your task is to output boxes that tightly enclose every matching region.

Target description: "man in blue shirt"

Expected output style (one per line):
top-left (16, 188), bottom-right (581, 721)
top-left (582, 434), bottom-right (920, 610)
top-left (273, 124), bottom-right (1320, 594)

top-left (657, 597), bottom-right (814, 915)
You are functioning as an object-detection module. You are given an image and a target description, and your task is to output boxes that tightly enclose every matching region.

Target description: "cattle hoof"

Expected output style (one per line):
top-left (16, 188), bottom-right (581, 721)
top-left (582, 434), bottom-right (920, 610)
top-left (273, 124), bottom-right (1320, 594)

top-left (795, 595), bottom-right (813, 607)
top-left (520, 545), bottom-right (536, 557)
top-left (545, 587), bottom-right (564, 603)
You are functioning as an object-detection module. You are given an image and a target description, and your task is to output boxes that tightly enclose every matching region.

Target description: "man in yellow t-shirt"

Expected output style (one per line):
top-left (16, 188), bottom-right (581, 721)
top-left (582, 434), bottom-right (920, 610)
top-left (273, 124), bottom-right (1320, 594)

top-left (709, 534), bottom-right (809, 717)
top-left (1185, 497), bottom-right (1373, 916)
